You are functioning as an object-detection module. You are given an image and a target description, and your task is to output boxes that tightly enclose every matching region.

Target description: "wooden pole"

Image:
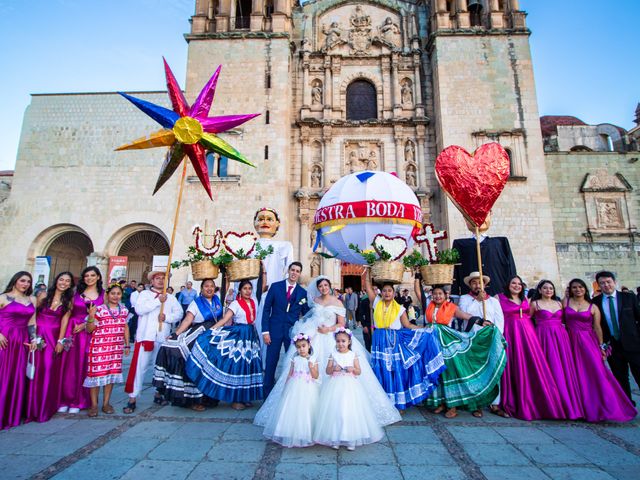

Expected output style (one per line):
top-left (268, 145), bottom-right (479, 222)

top-left (475, 225), bottom-right (487, 319)
top-left (159, 161), bottom-right (188, 331)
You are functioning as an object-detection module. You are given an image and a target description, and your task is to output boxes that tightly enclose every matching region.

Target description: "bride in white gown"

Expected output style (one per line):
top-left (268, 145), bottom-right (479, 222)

top-left (254, 276), bottom-right (401, 429)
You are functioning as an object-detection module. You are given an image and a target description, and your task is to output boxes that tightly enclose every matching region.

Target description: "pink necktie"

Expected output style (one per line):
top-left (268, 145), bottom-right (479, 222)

top-left (286, 285), bottom-right (293, 301)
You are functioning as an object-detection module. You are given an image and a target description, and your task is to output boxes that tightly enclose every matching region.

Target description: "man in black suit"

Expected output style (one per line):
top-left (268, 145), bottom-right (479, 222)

top-left (356, 293), bottom-right (372, 352)
top-left (593, 271), bottom-right (640, 403)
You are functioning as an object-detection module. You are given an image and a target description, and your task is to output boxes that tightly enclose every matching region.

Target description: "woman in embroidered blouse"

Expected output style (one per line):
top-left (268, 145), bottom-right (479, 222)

top-left (187, 280), bottom-right (264, 411)
top-left (153, 278), bottom-right (223, 411)
top-left (363, 270), bottom-right (445, 410)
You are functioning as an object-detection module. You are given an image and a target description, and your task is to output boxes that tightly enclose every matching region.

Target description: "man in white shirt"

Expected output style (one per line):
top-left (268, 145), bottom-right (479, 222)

top-left (457, 271), bottom-right (507, 417)
top-left (123, 269), bottom-right (183, 413)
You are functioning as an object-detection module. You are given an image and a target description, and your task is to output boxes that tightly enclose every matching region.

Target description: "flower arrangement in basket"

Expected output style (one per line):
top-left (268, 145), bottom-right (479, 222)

top-left (349, 234), bottom-right (407, 284)
top-left (170, 226), bottom-right (229, 280)
top-left (403, 248), bottom-right (460, 286)
top-left (223, 231), bottom-right (274, 281)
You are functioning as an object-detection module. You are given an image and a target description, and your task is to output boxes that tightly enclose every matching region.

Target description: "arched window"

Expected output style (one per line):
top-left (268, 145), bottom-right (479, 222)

top-left (206, 152), bottom-right (228, 177)
top-left (469, 1), bottom-right (484, 27)
top-left (265, 0), bottom-right (274, 18)
top-left (600, 134), bottom-right (614, 152)
top-left (235, 0), bottom-right (251, 29)
top-left (346, 80), bottom-right (377, 121)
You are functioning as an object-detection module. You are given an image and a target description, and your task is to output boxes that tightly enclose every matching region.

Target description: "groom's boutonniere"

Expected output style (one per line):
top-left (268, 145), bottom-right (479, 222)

top-left (298, 298), bottom-right (307, 306)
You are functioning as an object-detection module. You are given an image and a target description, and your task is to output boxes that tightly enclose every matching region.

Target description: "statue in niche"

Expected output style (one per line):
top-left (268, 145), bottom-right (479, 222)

top-left (311, 80), bottom-right (323, 105)
top-left (311, 164), bottom-right (323, 188)
top-left (406, 164), bottom-right (417, 187)
top-left (301, 37), bottom-right (311, 52)
top-left (347, 150), bottom-right (358, 173)
top-left (310, 254), bottom-right (321, 277)
top-left (380, 17), bottom-right (401, 47)
top-left (322, 22), bottom-right (344, 50)
top-left (404, 142), bottom-right (415, 163)
top-left (367, 150), bottom-right (378, 170)
top-left (401, 81), bottom-right (413, 106)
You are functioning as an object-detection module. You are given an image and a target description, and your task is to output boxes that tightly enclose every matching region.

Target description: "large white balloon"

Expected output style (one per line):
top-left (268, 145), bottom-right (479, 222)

top-left (313, 171), bottom-right (422, 265)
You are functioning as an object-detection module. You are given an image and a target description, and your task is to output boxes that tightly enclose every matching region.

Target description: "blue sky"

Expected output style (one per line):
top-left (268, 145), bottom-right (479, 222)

top-left (0, 0), bottom-right (637, 170)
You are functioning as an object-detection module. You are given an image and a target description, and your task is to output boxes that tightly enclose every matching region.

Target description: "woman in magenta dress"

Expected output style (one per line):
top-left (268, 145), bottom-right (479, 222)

top-left (530, 280), bottom-right (583, 420)
top-left (27, 272), bottom-right (74, 423)
top-left (497, 276), bottom-right (564, 420)
top-left (0, 271), bottom-right (37, 430)
top-left (564, 278), bottom-right (636, 422)
top-left (59, 266), bottom-right (104, 414)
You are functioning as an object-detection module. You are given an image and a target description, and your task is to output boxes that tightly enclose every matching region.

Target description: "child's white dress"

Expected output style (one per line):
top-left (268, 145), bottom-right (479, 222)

top-left (262, 355), bottom-right (320, 447)
top-left (313, 349), bottom-right (385, 449)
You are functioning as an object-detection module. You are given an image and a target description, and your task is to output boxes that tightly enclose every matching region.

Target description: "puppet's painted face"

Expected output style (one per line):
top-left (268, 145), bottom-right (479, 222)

top-left (254, 210), bottom-right (280, 238)
top-left (465, 211), bottom-right (491, 233)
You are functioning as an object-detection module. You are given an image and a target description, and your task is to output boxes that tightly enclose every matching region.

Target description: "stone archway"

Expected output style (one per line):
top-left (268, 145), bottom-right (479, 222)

top-left (116, 229), bottom-right (170, 283)
top-left (45, 230), bottom-right (94, 283)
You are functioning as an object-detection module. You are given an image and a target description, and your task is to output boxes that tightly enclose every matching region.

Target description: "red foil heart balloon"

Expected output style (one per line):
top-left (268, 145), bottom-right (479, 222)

top-left (435, 143), bottom-right (510, 227)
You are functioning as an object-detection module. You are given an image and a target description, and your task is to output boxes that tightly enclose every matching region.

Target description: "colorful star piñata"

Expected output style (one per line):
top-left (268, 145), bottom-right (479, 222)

top-left (116, 59), bottom-right (259, 199)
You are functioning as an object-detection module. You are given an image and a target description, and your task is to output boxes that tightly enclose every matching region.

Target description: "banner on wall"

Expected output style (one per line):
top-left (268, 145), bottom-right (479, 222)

top-left (34, 256), bottom-right (51, 287)
top-left (108, 256), bottom-right (128, 282)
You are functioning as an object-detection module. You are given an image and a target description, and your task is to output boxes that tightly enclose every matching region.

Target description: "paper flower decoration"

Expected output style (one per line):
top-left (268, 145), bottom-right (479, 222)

top-left (116, 59), bottom-right (260, 199)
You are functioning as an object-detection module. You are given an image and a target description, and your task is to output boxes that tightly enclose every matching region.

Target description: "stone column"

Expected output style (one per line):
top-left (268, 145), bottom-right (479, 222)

top-left (192, 0), bottom-right (209, 33)
top-left (302, 58), bottom-right (310, 108)
top-left (391, 54), bottom-right (401, 116)
top-left (490, 0), bottom-right (504, 28)
top-left (394, 128), bottom-right (405, 181)
top-left (301, 138), bottom-right (310, 188)
top-left (437, 0), bottom-right (447, 11)
top-left (510, 0), bottom-right (520, 10)
top-left (412, 53), bottom-right (424, 117)
top-left (457, 0), bottom-right (470, 28)
top-left (322, 126), bottom-right (333, 182)
top-left (381, 56), bottom-right (392, 119)
top-left (416, 126), bottom-right (427, 189)
top-left (323, 58), bottom-right (332, 119)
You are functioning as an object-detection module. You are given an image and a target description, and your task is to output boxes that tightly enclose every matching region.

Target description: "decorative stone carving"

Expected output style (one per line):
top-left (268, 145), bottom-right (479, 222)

top-left (596, 199), bottom-right (623, 229)
top-left (379, 17), bottom-right (401, 47)
top-left (349, 6), bottom-right (373, 55)
top-left (322, 22), bottom-right (345, 50)
top-left (311, 164), bottom-right (323, 188)
top-left (344, 141), bottom-right (382, 173)
top-left (311, 79), bottom-right (323, 105)
top-left (310, 254), bottom-right (321, 277)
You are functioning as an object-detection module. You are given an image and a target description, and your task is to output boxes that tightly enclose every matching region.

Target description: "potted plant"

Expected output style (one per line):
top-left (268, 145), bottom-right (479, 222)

top-left (349, 234), bottom-right (407, 284)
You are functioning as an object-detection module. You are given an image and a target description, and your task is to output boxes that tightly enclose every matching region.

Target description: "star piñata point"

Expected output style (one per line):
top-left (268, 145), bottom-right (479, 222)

top-left (116, 60), bottom-right (259, 200)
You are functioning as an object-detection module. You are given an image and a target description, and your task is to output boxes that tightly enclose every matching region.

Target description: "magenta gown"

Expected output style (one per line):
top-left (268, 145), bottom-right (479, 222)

top-left (534, 306), bottom-right (583, 420)
top-left (0, 301), bottom-right (35, 429)
top-left (498, 295), bottom-right (564, 420)
top-left (26, 304), bottom-right (66, 422)
top-left (59, 293), bottom-right (103, 409)
top-left (565, 306), bottom-right (637, 422)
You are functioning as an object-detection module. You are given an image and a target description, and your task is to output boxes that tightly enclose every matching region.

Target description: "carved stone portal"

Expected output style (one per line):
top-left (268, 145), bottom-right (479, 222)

top-left (580, 169), bottom-right (634, 237)
top-left (344, 141), bottom-right (382, 173)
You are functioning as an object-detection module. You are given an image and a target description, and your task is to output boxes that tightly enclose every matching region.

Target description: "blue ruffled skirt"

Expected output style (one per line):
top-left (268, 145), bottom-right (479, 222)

top-left (370, 327), bottom-right (445, 409)
top-left (186, 324), bottom-right (264, 403)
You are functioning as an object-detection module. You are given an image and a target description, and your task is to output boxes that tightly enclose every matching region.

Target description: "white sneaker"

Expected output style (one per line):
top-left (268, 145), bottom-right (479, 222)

top-left (347, 446), bottom-right (355, 451)
top-left (331, 445), bottom-right (339, 450)
top-left (68, 408), bottom-right (81, 414)
top-left (57, 406), bottom-right (69, 413)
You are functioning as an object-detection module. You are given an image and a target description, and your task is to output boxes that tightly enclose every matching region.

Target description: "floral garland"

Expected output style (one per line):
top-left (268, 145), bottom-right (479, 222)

top-left (372, 234), bottom-right (407, 261)
top-left (223, 231), bottom-right (257, 259)
top-left (334, 326), bottom-right (353, 338)
top-left (291, 333), bottom-right (312, 344)
top-left (192, 225), bottom-right (223, 256)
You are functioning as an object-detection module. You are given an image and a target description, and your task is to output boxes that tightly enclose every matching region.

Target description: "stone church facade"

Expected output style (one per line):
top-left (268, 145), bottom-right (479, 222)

top-left (0, 0), bottom-right (637, 289)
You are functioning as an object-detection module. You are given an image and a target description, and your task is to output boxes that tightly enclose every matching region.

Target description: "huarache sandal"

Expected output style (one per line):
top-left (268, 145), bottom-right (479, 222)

top-left (153, 395), bottom-right (169, 406)
top-left (489, 406), bottom-right (510, 418)
top-left (123, 401), bottom-right (137, 414)
top-left (231, 402), bottom-right (246, 411)
top-left (471, 410), bottom-right (483, 418)
top-left (102, 404), bottom-right (115, 414)
top-left (88, 407), bottom-right (99, 418)
top-left (191, 404), bottom-right (206, 412)
top-left (433, 405), bottom-right (445, 414)
top-left (444, 408), bottom-right (458, 419)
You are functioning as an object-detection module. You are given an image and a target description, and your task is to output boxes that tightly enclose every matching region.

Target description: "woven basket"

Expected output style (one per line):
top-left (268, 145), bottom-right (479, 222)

top-left (191, 260), bottom-right (220, 281)
top-left (227, 258), bottom-right (261, 282)
top-left (420, 264), bottom-right (455, 286)
top-left (371, 261), bottom-right (405, 284)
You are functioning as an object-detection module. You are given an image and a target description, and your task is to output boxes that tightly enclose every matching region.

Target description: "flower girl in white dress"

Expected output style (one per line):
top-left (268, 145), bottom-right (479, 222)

top-left (262, 333), bottom-right (320, 447)
top-left (313, 328), bottom-right (385, 451)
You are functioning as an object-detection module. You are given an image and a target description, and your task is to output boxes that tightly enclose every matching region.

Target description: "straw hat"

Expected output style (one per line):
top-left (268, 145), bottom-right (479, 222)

top-left (463, 271), bottom-right (490, 287)
top-left (147, 269), bottom-right (168, 281)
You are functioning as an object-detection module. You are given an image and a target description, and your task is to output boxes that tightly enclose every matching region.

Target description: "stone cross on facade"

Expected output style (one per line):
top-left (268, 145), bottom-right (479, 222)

top-left (414, 223), bottom-right (448, 262)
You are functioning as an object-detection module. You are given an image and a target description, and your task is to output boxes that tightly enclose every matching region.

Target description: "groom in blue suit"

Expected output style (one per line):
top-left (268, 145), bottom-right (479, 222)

top-left (261, 261), bottom-right (311, 396)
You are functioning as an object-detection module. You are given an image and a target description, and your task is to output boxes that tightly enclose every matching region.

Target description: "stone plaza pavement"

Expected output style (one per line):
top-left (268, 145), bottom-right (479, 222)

top-left (2, 357), bottom-right (639, 480)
